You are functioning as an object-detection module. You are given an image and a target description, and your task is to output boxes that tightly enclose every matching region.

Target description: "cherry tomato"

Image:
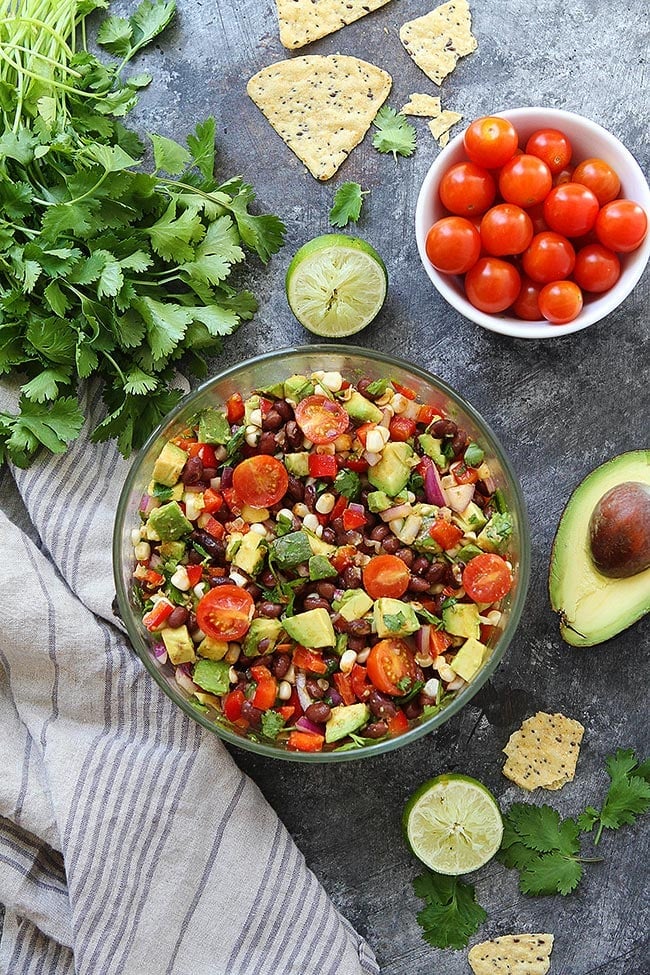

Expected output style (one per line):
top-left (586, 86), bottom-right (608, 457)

top-left (367, 639), bottom-right (418, 696)
top-left (293, 647), bottom-right (327, 674)
top-left (572, 158), bottom-right (621, 206)
top-left (196, 585), bottom-right (254, 641)
top-left (553, 167), bottom-right (574, 187)
top-left (387, 709), bottom-right (409, 737)
top-left (428, 519), bottom-right (464, 550)
top-left (573, 243), bottom-right (621, 293)
top-left (525, 128), bottom-right (572, 175)
top-left (526, 203), bottom-right (548, 234)
top-left (512, 276), bottom-right (543, 321)
top-left (498, 154), bottom-right (552, 208)
top-left (463, 116), bottom-right (519, 169)
top-left (595, 199), bottom-right (648, 253)
top-left (462, 553), bottom-right (513, 603)
top-left (480, 204), bottom-right (534, 256)
top-left (450, 461), bottom-right (479, 485)
top-left (389, 416), bottom-right (417, 442)
top-left (538, 280), bottom-right (583, 325)
top-left (464, 257), bottom-right (521, 314)
top-left (439, 161), bottom-right (496, 217)
top-left (522, 232), bottom-right (576, 283)
top-left (294, 395), bottom-right (349, 444)
top-left (232, 455), bottom-right (289, 508)
top-left (425, 217), bottom-right (481, 274)
top-left (223, 688), bottom-right (245, 722)
top-left (363, 554), bottom-right (410, 600)
top-left (543, 183), bottom-right (599, 237)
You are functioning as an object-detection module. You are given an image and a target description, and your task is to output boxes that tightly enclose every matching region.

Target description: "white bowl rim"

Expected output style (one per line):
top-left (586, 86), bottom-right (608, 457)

top-left (415, 107), bottom-right (650, 340)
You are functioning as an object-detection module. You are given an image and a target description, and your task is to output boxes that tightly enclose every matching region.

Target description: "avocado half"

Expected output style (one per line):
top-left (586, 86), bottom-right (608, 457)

top-left (549, 450), bottom-right (650, 647)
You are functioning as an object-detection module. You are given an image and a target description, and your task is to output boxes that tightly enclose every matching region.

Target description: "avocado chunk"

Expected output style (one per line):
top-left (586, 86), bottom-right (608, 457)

top-left (549, 450), bottom-right (650, 647)
top-left (477, 512), bottom-right (513, 554)
top-left (232, 531), bottom-right (266, 576)
top-left (456, 542), bottom-right (484, 564)
top-left (283, 608), bottom-right (336, 648)
top-left (454, 501), bottom-right (488, 534)
top-left (161, 625), bottom-right (196, 665)
top-left (256, 381), bottom-right (285, 398)
top-left (243, 619), bottom-right (283, 657)
top-left (309, 555), bottom-right (338, 581)
top-left (270, 530), bottom-right (313, 568)
top-left (198, 408), bottom-right (230, 445)
top-left (197, 635), bottom-right (229, 660)
top-left (325, 703), bottom-right (370, 743)
top-left (367, 490), bottom-right (393, 513)
top-left (336, 588), bottom-right (373, 622)
top-left (451, 637), bottom-right (486, 681)
top-left (152, 441), bottom-right (187, 487)
top-left (284, 374), bottom-right (314, 402)
top-left (193, 658), bottom-right (230, 694)
top-left (159, 540), bottom-right (186, 562)
top-left (442, 602), bottom-right (480, 640)
top-left (344, 390), bottom-right (383, 424)
top-left (368, 442), bottom-right (416, 496)
top-left (374, 598), bottom-right (420, 638)
top-left (148, 501), bottom-right (192, 542)
top-left (418, 433), bottom-right (445, 469)
top-left (148, 480), bottom-right (184, 501)
top-left (306, 533), bottom-right (336, 557)
top-left (284, 452), bottom-right (310, 477)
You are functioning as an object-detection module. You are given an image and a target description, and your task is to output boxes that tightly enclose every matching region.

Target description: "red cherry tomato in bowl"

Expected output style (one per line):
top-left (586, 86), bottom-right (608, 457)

top-left (512, 276), bottom-right (543, 320)
top-left (233, 455), bottom-right (289, 508)
top-left (480, 204), bottom-right (534, 256)
top-left (464, 257), bottom-right (521, 314)
top-left (439, 161), bottom-right (496, 217)
top-left (196, 585), bottom-right (254, 641)
top-left (367, 639), bottom-right (418, 697)
top-left (522, 232), bottom-right (576, 283)
top-left (538, 280), bottom-right (584, 324)
top-left (543, 183), bottom-right (600, 237)
top-left (363, 554), bottom-right (410, 600)
top-left (462, 553), bottom-right (513, 603)
top-left (572, 158), bottom-right (621, 206)
top-left (525, 128), bottom-right (572, 174)
top-left (294, 395), bottom-right (349, 444)
top-left (425, 216), bottom-right (481, 274)
top-left (573, 243), bottom-right (621, 292)
top-left (498, 154), bottom-right (553, 208)
top-left (463, 116), bottom-right (519, 169)
top-left (595, 200), bottom-right (648, 253)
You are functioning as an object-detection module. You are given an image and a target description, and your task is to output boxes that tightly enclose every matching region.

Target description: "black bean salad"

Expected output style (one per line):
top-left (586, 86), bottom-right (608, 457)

top-left (132, 370), bottom-right (515, 752)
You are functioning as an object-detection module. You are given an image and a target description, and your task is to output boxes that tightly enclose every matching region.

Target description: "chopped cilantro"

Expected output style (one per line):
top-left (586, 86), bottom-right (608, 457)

top-left (334, 468), bottom-right (362, 500)
top-left (414, 605), bottom-right (443, 628)
top-left (464, 442), bottom-right (485, 467)
top-left (275, 512), bottom-right (294, 536)
top-left (260, 710), bottom-right (287, 740)
top-left (383, 612), bottom-right (406, 632)
top-left (151, 482), bottom-right (174, 500)
top-left (225, 426), bottom-right (246, 462)
top-left (365, 377), bottom-right (392, 396)
top-left (576, 748), bottom-right (650, 843)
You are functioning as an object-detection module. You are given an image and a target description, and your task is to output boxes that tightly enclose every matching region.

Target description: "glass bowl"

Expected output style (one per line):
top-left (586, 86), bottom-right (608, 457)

top-left (114, 345), bottom-right (530, 762)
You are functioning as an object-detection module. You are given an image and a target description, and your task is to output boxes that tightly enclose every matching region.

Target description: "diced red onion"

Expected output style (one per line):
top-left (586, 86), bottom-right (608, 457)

top-left (380, 503), bottom-right (412, 522)
top-left (363, 450), bottom-right (382, 466)
top-left (348, 502), bottom-right (365, 517)
top-left (328, 687), bottom-right (343, 707)
top-left (221, 466), bottom-right (234, 489)
top-left (333, 589), bottom-right (345, 602)
top-left (295, 672), bottom-right (313, 712)
top-left (296, 715), bottom-right (325, 736)
top-left (152, 641), bottom-right (167, 659)
top-left (415, 625), bottom-right (431, 655)
top-left (483, 476), bottom-right (496, 494)
top-left (444, 483), bottom-right (475, 513)
top-left (421, 457), bottom-right (446, 506)
top-left (139, 493), bottom-right (160, 516)
top-left (149, 552), bottom-right (162, 570)
top-left (183, 484), bottom-right (203, 494)
top-left (175, 666), bottom-right (199, 695)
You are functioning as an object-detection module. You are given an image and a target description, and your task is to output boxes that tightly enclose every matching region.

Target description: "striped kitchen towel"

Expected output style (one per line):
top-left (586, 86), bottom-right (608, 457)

top-left (0, 378), bottom-right (379, 975)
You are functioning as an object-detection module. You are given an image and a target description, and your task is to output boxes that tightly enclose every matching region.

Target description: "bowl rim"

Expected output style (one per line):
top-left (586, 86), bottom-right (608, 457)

top-left (114, 344), bottom-right (531, 762)
top-left (415, 106), bottom-right (650, 340)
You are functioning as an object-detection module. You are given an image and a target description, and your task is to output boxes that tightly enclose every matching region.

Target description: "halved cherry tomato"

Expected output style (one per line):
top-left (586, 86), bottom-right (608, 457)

top-left (367, 639), bottom-right (418, 696)
top-left (572, 158), bottom-right (621, 206)
top-left (251, 665), bottom-right (278, 710)
top-left (391, 381), bottom-right (416, 399)
top-left (294, 395), bottom-right (349, 445)
top-left (595, 199), bottom-right (648, 253)
top-left (185, 564), bottom-right (203, 588)
top-left (288, 686), bottom-right (304, 720)
top-left (342, 507), bottom-right (367, 530)
top-left (143, 599), bottom-right (173, 631)
top-left (464, 258), bottom-right (521, 314)
top-left (293, 647), bottom-right (328, 674)
top-left (538, 280), bottom-right (583, 325)
top-left (525, 128), bottom-right (572, 175)
top-left (333, 672), bottom-right (356, 706)
top-left (512, 276), bottom-right (543, 321)
top-left (543, 183), bottom-right (599, 238)
top-left (202, 488), bottom-right (223, 514)
top-left (287, 731), bottom-right (324, 752)
top-left (350, 663), bottom-right (372, 700)
top-left (222, 487), bottom-right (242, 516)
top-left (464, 116), bottom-right (518, 169)
top-left (233, 455), bottom-right (289, 508)
top-left (439, 161), bottom-right (496, 217)
top-left (363, 554), bottom-right (410, 599)
top-left (387, 709), bottom-right (409, 737)
top-left (573, 244), bottom-right (621, 293)
top-left (203, 515), bottom-right (225, 539)
top-left (226, 392), bottom-right (245, 424)
top-left (389, 416), bottom-right (417, 442)
top-left (450, 461), bottom-right (479, 485)
top-left (425, 217), bottom-right (481, 275)
top-left (522, 232), bottom-right (576, 284)
top-left (498, 154), bottom-right (553, 208)
top-left (308, 453), bottom-right (337, 479)
top-left (223, 688), bottom-right (245, 722)
top-left (429, 628), bottom-right (453, 657)
top-left (428, 519), bottom-right (464, 550)
top-left (462, 553), bottom-right (513, 603)
top-left (480, 204), bottom-right (534, 257)
top-left (331, 545), bottom-right (356, 573)
top-left (196, 585), bottom-right (254, 641)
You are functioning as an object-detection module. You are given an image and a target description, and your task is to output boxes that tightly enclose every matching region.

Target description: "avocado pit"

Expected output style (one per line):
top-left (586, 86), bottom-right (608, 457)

top-left (589, 481), bottom-right (650, 578)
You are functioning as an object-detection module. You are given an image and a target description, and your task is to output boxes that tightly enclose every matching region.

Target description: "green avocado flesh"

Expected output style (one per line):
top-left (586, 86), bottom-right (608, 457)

top-left (549, 450), bottom-right (650, 647)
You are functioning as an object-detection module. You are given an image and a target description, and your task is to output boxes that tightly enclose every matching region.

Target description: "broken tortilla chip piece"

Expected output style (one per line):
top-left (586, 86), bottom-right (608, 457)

top-left (399, 0), bottom-right (478, 86)
top-left (246, 55), bottom-right (392, 181)
top-left (275, 0), bottom-right (392, 50)
top-left (503, 711), bottom-right (585, 791)
top-left (401, 93), bottom-right (442, 116)
top-left (428, 109), bottom-right (463, 145)
top-left (468, 934), bottom-right (554, 975)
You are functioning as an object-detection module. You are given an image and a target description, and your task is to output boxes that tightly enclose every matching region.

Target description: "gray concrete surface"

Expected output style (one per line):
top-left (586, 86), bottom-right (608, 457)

top-left (3, 1), bottom-right (649, 971)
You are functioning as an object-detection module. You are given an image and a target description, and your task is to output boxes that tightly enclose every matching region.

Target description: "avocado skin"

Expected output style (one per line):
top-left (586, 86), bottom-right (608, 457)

top-left (549, 451), bottom-right (650, 647)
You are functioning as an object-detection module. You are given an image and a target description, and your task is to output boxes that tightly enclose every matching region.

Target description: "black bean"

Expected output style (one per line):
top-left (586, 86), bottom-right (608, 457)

top-left (347, 636), bottom-right (367, 652)
top-left (167, 606), bottom-right (189, 628)
top-left (381, 536), bottom-right (401, 554)
top-left (188, 549), bottom-right (203, 565)
top-left (342, 566), bottom-right (361, 589)
top-left (451, 428), bottom-right (468, 456)
top-left (187, 612), bottom-right (198, 633)
top-left (240, 700), bottom-right (262, 729)
top-left (364, 512), bottom-right (378, 529)
top-left (395, 547), bottom-right (414, 568)
top-left (271, 653), bottom-right (290, 679)
top-left (306, 678), bottom-right (326, 700)
top-left (262, 410), bottom-right (282, 431)
top-left (275, 400), bottom-right (293, 421)
top-left (286, 474), bottom-right (304, 500)
top-left (258, 601), bottom-right (283, 618)
top-left (316, 581), bottom-right (336, 601)
top-left (408, 576), bottom-right (431, 593)
top-left (347, 618), bottom-right (371, 637)
top-left (260, 569), bottom-right (276, 587)
top-left (285, 420), bottom-right (303, 450)
top-left (257, 432), bottom-right (277, 455)
top-left (304, 484), bottom-right (316, 510)
top-left (364, 720), bottom-right (388, 739)
top-left (411, 556), bottom-right (430, 576)
top-left (430, 419), bottom-right (457, 437)
top-left (202, 467), bottom-right (217, 481)
top-left (332, 614), bottom-right (351, 634)
top-left (403, 699), bottom-right (423, 720)
top-left (245, 583), bottom-right (262, 601)
top-left (190, 530), bottom-right (225, 562)
top-left (257, 638), bottom-right (271, 654)
top-left (330, 516), bottom-right (344, 533)
top-left (303, 594), bottom-right (331, 612)
top-left (368, 690), bottom-right (398, 719)
top-left (305, 702), bottom-right (331, 724)
top-left (210, 575), bottom-right (231, 587)
top-left (426, 561), bottom-right (447, 584)
top-left (321, 528), bottom-right (337, 545)
top-left (370, 524), bottom-right (389, 541)
top-left (181, 455), bottom-right (203, 485)
top-left (356, 377), bottom-right (374, 397)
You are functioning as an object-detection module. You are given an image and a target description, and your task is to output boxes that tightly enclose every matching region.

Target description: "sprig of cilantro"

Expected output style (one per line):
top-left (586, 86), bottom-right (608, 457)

top-left (372, 107), bottom-right (417, 159)
top-left (329, 182), bottom-right (367, 228)
top-left (413, 870), bottom-right (486, 950)
top-left (260, 710), bottom-right (287, 740)
top-left (577, 749), bottom-right (650, 843)
top-left (498, 804), bottom-right (584, 896)
top-left (333, 468), bottom-right (361, 500)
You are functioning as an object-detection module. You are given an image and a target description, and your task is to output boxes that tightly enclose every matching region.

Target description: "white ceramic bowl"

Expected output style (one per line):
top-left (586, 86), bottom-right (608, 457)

top-left (415, 107), bottom-right (650, 339)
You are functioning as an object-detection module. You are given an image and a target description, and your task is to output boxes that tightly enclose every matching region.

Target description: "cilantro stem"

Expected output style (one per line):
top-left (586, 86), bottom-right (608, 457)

top-left (1, 220), bottom-right (38, 238)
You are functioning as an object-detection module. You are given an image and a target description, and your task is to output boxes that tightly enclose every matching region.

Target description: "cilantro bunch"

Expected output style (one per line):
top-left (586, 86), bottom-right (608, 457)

top-left (0, 0), bottom-right (285, 466)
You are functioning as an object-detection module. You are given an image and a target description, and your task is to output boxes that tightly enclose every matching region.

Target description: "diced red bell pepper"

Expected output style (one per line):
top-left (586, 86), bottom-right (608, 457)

top-left (428, 519), bottom-right (464, 550)
top-left (226, 392), bottom-right (245, 424)
top-left (187, 442), bottom-right (218, 468)
top-left (429, 628), bottom-right (453, 657)
top-left (203, 516), bottom-right (225, 539)
top-left (342, 507), bottom-right (367, 531)
top-left (287, 730), bottom-right (324, 752)
top-left (355, 422), bottom-right (376, 447)
top-left (222, 487), bottom-right (242, 516)
top-left (308, 453), bottom-right (338, 479)
top-left (288, 687), bottom-right (304, 721)
top-left (333, 672), bottom-right (356, 706)
top-left (293, 647), bottom-right (328, 675)
top-left (175, 436), bottom-right (196, 451)
top-left (349, 663), bottom-right (372, 701)
top-left (331, 545), bottom-right (356, 573)
top-left (480, 623), bottom-right (496, 644)
top-left (392, 381), bottom-right (416, 400)
top-left (260, 397), bottom-right (274, 416)
top-left (185, 564), bottom-right (203, 588)
top-left (142, 568), bottom-right (165, 586)
top-left (418, 404), bottom-right (439, 426)
top-left (450, 461), bottom-right (479, 485)
top-left (330, 495), bottom-right (348, 522)
top-left (346, 456), bottom-right (370, 473)
top-left (142, 600), bottom-right (174, 631)
top-left (277, 705), bottom-right (295, 722)
top-left (202, 488), bottom-right (223, 514)
top-left (387, 709), bottom-right (409, 737)
top-left (251, 665), bottom-right (278, 710)
top-left (223, 688), bottom-right (245, 722)
top-left (389, 416), bottom-right (417, 442)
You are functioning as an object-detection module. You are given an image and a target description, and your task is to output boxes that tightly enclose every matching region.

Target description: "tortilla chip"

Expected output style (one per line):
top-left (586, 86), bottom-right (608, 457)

top-left (399, 0), bottom-right (478, 86)
top-left (503, 711), bottom-right (585, 791)
top-left (428, 109), bottom-right (463, 145)
top-left (275, 0), bottom-right (392, 50)
top-left (401, 93), bottom-right (442, 116)
top-left (468, 934), bottom-right (554, 975)
top-left (247, 56), bottom-right (392, 181)
top-left (438, 130), bottom-right (450, 147)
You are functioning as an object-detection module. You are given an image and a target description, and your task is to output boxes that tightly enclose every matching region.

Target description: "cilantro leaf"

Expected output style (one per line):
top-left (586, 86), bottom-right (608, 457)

top-left (365, 377), bottom-right (392, 396)
top-left (383, 612), bottom-right (406, 632)
top-left (414, 605), bottom-right (442, 627)
top-left (519, 852), bottom-right (583, 896)
top-left (333, 468), bottom-right (361, 500)
top-left (0, 396), bottom-right (84, 467)
top-left (413, 871), bottom-right (486, 950)
top-left (498, 803), bottom-right (584, 897)
top-left (579, 748), bottom-right (650, 843)
top-left (21, 368), bottom-right (72, 404)
top-left (96, 16), bottom-right (134, 57)
top-left (187, 117), bottom-right (217, 182)
top-left (260, 710), bottom-right (287, 740)
top-left (329, 182), bottom-right (366, 228)
top-left (372, 107), bottom-right (416, 159)
top-left (150, 133), bottom-right (191, 175)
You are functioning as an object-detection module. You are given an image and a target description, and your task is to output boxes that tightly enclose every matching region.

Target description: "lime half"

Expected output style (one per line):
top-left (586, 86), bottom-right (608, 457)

top-left (403, 773), bottom-right (503, 875)
top-left (286, 234), bottom-right (387, 337)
